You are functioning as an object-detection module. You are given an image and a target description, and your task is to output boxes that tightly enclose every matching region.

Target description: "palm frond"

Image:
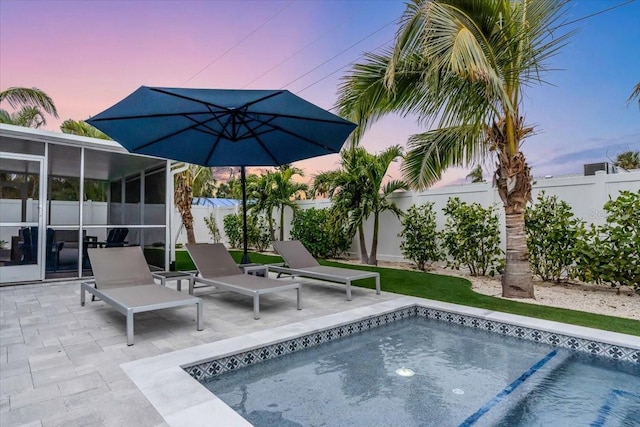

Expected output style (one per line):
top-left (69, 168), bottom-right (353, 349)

top-left (402, 124), bottom-right (486, 189)
top-left (0, 87), bottom-right (58, 117)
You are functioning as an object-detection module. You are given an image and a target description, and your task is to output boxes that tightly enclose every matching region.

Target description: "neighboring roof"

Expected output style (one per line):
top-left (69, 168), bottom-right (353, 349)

top-left (192, 198), bottom-right (242, 207)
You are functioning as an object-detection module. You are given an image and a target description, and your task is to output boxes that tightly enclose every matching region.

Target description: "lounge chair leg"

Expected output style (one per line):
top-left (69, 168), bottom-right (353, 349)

top-left (376, 275), bottom-right (380, 295)
top-left (126, 309), bottom-right (134, 346)
top-left (253, 295), bottom-right (260, 320)
top-left (196, 301), bottom-right (203, 331)
top-left (346, 281), bottom-right (352, 301)
top-left (80, 287), bottom-right (85, 306)
top-left (296, 286), bottom-right (302, 310)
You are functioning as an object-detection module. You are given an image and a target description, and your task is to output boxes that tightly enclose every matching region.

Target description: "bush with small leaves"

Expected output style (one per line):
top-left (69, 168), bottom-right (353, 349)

top-left (204, 214), bottom-right (222, 243)
top-left (290, 208), bottom-right (351, 259)
top-left (572, 190), bottom-right (640, 293)
top-left (440, 198), bottom-right (503, 276)
top-left (525, 192), bottom-right (581, 282)
top-left (398, 203), bottom-right (441, 270)
top-left (222, 213), bottom-right (243, 249)
top-left (248, 214), bottom-right (271, 252)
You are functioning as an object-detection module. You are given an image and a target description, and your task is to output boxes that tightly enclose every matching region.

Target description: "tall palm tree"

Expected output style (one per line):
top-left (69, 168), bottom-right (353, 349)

top-left (174, 165), bottom-right (217, 244)
top-left (248, 172), bottom-right (277, 241)
top-left (313, 146), bottom-right (407, 265)
top-left (271, 165), bottom-right (308, 241)
top-left (0, 87), bottom-right (58, 128)
top-left (614, 150), bottom-right (640, 171)
top-left (337, 0), bottom-right (572, 297)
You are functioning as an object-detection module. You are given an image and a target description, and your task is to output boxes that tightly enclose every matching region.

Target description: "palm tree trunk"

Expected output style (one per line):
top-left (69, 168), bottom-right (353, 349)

top-left (358, 223), bottom-right (369, 264)
top-left (279, 207), bottom-right (285, 241)
top-left (175, 173), bottom-right (196, 245)
top-left (368, 212), bottom-right (379, 265)
top-left (496, 150), bottom-right (535, 298)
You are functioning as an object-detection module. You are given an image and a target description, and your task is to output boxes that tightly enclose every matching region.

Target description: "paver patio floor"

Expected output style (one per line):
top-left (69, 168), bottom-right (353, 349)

top-left (0, 276), bottom-right (398, 427)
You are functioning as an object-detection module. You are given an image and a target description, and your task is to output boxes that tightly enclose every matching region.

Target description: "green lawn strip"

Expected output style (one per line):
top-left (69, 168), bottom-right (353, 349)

top-left (174, 250), bottom-right (639, 337)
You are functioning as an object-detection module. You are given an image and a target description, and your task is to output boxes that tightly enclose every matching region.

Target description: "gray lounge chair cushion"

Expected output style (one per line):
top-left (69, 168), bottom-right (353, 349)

top-left (186, 243), bottom-right (242, 277)
top-left (271, 240), bottom-right (319, 268)
top-left (88, 246), bottom-right (155, 289)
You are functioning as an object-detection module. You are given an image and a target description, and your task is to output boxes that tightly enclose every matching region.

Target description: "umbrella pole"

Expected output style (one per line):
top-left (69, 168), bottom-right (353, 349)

top-left (240, 166), bottom-right (251, 264)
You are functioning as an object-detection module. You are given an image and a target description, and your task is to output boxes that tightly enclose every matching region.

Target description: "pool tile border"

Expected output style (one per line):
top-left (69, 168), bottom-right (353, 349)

top-left (185, 305), bottom-right (639, 383)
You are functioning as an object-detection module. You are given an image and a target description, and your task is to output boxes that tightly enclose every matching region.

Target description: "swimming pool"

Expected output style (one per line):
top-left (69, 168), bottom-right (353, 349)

top-left (199, 316), bottom-right (639, 426)
top-left (120, 297), bottom-right (640, 427)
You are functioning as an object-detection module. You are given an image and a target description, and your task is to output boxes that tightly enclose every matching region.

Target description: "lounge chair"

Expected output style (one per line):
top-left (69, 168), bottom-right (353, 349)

top-left (186, 243), bottom-right (302, 320)
top-left (270, 240), bottom-right (380, 301)
top-left (81, 247), bottom-right (203, 346)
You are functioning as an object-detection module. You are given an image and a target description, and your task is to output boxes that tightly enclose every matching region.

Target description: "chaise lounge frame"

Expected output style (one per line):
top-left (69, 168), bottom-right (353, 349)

top-left (270, 240), bottom-right (380, 301)
top-left (186, 243), bottom-right (302, 319)
top-left (81, 247), bottom-right (203, 346)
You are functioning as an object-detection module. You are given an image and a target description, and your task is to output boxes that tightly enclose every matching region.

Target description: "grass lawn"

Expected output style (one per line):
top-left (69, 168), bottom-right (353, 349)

top-left (174, 250), bottom-right (639, 337)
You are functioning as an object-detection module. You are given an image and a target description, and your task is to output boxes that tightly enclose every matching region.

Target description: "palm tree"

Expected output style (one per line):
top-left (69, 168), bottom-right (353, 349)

top-left (174, 165), bottom-right (217, 244)
top-left (336, 0), bottom-right (572, 297)
top-left (466, 165), bottom-right (484, 183)
top-left (628, 82), bottom-right (640, 108)
top-left (313, 146), bottom-right (406, 265)
top-left (271, 165), bottom-right (308, 241)
top-left (60, 119), bottom-right (110, 139)
top-left (614, 150), bottom-right (640, 171)
top-left (248, 172), bottom-right (277, 241)
top-left (0, 87), bottom-right (58, 128)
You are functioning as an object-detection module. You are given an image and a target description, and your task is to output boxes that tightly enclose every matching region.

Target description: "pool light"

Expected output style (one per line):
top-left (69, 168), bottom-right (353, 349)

top-left (395, 367), bottom-right (415, 377)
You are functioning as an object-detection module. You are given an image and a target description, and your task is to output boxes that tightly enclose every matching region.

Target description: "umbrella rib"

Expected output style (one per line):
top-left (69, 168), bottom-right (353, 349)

top-left (149, 87), bottom-right (284, 113)
top-left (133, 114), bottom-right (224, 151)
top-left (203, 112), bottom-right (235, 165)
top-left (237, 110), bottom-right (341, 154)
top-left (236, 118), bottom-right (280, 165)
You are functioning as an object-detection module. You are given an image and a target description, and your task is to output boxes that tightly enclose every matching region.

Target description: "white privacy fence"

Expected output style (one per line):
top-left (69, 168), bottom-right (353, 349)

top-left (175, 171), bottom-right (640, 262)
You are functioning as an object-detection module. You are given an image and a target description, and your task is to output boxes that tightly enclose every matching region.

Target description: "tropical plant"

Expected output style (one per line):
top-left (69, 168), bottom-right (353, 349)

top-left (313, 145), bottom-right (407, 265)
top-left (223, 212), bottom-right (243, 249)
top-left (466, 165), bottom-right (484, 183)
top-left (614, 150), bottom-right (640, 171)
top-left (60, 119), bottom-right (110, 139)
top-left (248, 172), bottom-right (277, 241)
top-left (271, 165), bottom-right (308, 241)
top-left (525, 192), bottom-right (581, 282)
top-left (290, 207), bottom-right (351, 259)
top-left (0, 87), bottom-right (58, 128)
top-left (441, 198), bottom-right (503, 277)
top-left (572, 190), bottom-right (640, 294)
top-left (336, 0), bottom-right (572, 297)
top-left (204, 214), bottom-right (222, 243)
top-left (398, 203), bottom-right (441, 271)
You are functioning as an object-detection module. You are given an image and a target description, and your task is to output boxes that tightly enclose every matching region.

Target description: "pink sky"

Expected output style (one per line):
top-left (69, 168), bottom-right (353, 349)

top-left (2, 0), bottom-right (639, 187)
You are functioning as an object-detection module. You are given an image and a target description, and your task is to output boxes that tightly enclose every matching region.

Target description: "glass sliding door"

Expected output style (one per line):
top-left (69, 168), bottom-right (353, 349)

top-left (0, 152), bottom-right (46, 283)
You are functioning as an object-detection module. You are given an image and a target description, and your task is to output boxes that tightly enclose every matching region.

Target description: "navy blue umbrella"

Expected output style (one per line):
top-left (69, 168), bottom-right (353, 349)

top-left (88, 86), bottom-right (356, 263)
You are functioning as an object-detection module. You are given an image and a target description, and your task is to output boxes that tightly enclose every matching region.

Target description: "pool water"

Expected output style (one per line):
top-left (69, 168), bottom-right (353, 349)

top-left (203, 317), bottom-right (640, 426)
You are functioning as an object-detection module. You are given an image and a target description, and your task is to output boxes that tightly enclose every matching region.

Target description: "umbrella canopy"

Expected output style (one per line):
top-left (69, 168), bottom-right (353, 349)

top-left (87, 86), bottom-right (356, 262)
top-left (87, 86), bottom-right (356, 166)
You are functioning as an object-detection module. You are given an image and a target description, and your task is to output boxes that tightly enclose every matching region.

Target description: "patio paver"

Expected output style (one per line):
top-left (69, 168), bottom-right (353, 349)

top-left (1, 276), bottom-right (397, 426)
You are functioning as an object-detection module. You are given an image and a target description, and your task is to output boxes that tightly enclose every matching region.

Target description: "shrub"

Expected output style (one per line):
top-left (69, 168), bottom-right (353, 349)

top-left (440, 197), bottom-right (503, 276)
top-left (248, 214), bottom-right (271, 252)
top-left (204, 213), bottom-right (222, 243)
top-left (223, 213), bottom-right (243, 249)
top-left (573, 190), bottom-right (640, 293)
top-left (398, 203), bottom-right (441, 270)
top-left (290, 208), bottom-right (351, 258)
top-left (525, 192), bottom-right (581, 282)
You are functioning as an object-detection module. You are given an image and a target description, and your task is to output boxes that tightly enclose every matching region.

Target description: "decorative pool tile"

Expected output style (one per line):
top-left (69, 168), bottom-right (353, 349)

top-left (185, 305), bottom-right (639, 382)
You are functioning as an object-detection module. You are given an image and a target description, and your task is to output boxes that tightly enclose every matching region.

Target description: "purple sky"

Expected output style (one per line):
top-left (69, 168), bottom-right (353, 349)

top-left (1, 0), bottom-right (639, 186)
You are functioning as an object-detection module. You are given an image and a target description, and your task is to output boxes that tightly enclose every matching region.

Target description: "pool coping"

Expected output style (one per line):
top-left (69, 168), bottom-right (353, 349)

top-left (120, 296), bottom-right (640, 427)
